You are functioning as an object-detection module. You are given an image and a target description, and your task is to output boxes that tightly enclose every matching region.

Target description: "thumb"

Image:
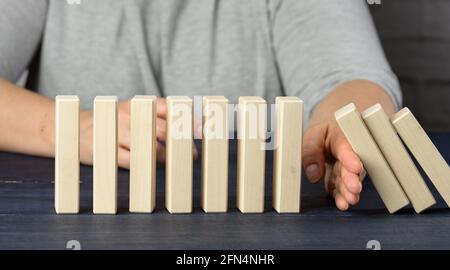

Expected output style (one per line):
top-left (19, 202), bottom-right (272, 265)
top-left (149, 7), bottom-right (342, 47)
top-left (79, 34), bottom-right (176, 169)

top-left (302, 124), bottom-right (327, 183)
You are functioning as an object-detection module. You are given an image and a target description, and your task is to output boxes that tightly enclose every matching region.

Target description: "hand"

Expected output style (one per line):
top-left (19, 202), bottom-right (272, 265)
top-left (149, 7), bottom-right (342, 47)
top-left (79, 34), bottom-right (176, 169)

top-left (302, 120), bottom-right (364, 211)
top-left (79, 98), bottom-right (198, 169)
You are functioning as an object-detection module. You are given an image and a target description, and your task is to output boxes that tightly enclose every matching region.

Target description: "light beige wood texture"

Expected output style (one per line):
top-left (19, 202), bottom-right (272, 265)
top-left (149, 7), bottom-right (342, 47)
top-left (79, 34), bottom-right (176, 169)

top-left (237, 96), bottom-right (267, 213)
top-left (166, 96), bottom-right (193, 214)
top-left (392, 107), bottom-right (450, 207)
top-left (201, 96), bottom-right (229, 213)
top-left (93, 96), bottom-right (118, 214)
top-left (55, 96), bottom-right (80, 214)
top-left (129, 96), bottom-right (157, 213)
top-left (362, 104), bottom-right (435, 213)
top-left (335, 103), bottom-right (409, 213)
top-left (272, 97), bottom-right (303, 213)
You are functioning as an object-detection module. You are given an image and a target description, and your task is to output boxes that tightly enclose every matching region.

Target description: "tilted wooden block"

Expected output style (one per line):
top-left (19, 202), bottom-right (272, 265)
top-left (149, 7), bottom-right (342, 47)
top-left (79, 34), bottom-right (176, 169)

top-left (392, 108), bottom-right (450, 207)
top-left (129, 96), bottom-right (157, 213)
top-left (201, 96), bottom-right (229, 213)
top-left (93, 96), bottom-right (118, 214)
top-left (273, 97), bottom-right (303, 213)
top-left (237, 96), bottom-right (267, 213)
top-left (55, 96), bottom-right (80, 214)
top-left (335, 103), bottom-right (409, 214)
top-left (362, 104), bottom-right (435, 213)
top-left (166, 96), bottom-right (193, 214)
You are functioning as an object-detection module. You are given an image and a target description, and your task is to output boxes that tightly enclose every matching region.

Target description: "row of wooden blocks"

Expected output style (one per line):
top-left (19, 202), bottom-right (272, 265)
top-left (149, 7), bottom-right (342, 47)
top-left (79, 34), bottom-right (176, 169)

top-left (55, 95), bottom-right (450, 215)
top-left (55, 96), bottom-right (303, 214)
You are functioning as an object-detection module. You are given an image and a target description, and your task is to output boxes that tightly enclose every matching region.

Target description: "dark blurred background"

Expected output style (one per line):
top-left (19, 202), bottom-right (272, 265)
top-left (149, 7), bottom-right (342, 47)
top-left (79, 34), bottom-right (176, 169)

top-left (370, 0), bottom-right (450, 132)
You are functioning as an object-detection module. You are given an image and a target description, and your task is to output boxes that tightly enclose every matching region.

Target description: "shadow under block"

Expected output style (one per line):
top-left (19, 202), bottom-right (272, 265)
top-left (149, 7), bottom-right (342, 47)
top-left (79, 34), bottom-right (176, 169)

top-left (93, 96), bottom-right (118, 214)
top-left (237, 97), bottom-right (267, 213)
top-left (273, 97), bottom-right (303, 213)
top-left (335, 103), bottom-right (409, 214)
top-left (362, 104), bottom-right (435, 213)
top-left (166, 96), bottom-right (193, 214)
top-left (392, 108), bottom-right (450, 207)
top-left (55, 96), bottom-right (80, 214)
top-left (201, 96), bottom-right (229, 213)
top-left (129, 96), bottom-right (157, 213)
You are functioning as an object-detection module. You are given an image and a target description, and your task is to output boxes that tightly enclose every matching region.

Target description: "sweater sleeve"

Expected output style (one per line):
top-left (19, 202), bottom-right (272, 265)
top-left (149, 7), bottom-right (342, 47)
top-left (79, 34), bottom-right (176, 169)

top-left (272, 0), bottom-right (401, 125)
top-left (0, 0), bottom-right (48, 82)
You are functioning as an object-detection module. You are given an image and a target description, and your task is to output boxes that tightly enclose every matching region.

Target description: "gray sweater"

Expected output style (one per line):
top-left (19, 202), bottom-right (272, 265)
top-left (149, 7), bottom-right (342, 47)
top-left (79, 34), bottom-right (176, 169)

top-left (0, 0), bottom-right (401, 124)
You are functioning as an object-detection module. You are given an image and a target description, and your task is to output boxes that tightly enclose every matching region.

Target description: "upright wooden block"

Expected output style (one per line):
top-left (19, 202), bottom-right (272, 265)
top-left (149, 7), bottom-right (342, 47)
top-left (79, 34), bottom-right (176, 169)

top-left (392, 108), bottom-right (450, 207)
top-left (335, 103), bottom-right (409, 214)
top-left (237, 97), bottom-right (266, 213)
top-left (93, 96), bottom-right (118, 214)
top-left (201, 96), bottom-right (229, 213)
top-left (273, 97), bottom-right (303, 213)
top-left (166, 96), bottom-right (193, 214)
top-left (362, 104), bottom-right (435, 213)
top-left (130, 96), bottom-right (157, 213)
top-left (55, 96), bottom-right (80, 214)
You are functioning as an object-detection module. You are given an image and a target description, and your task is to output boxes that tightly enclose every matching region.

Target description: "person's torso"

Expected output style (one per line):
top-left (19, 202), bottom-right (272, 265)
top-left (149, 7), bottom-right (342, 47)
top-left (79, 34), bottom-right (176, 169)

top-left (29, 0), bottom-right (283, 108)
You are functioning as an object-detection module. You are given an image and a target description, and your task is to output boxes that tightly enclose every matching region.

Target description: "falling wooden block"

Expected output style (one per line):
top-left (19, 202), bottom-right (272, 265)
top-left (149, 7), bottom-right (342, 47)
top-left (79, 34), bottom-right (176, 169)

top-left (129, 96), bottom-right (157, 213)
top-left (93, 96), bottom-right (118, 214)
top-left (166, 96), bottom-right (193, 214)
top-left (201, 96), bottom-right (229, 213)
top-left (55, 96), bottom-right (80, 214)
top-left (335, 103), bottom-right (409, 214)
top-left (362, 104), bottom-right (435, 213)
top-left (392, 108), bottom-right (450, 207)
top-left (237, 96), bottom-right (267, 213)
top-left (273, 97), bottom-right (303, 213)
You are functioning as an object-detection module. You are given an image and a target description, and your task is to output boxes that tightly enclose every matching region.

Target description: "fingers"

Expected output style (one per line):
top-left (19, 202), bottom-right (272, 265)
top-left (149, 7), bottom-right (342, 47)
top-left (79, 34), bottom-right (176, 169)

top-left (302, 124), bottom-right (327, 183)
top-left (333, 190), bottom-right (349, 211)
top-left (156, 117), bottom-right (167, 142)
top-left (119, 142), bottom-right (168, 166)
top-left (156, 98), bottom-right (167, 119)
top-left (328, 160), bottom-right (362, 210)
top-left (341, 166), bottom-right (363, 194)
top-left (329, 128), bottom-right (363, 175)
top-left (115, 101), bottom-right (194, 165)
top-left (336, 176), bottom-right (360, 206)
top-left (118, 147), bottom-right (130, 169)
top-left (324, 163), bottom-right (332, 194)
top-left (118, 124), bottom-right (131, 150)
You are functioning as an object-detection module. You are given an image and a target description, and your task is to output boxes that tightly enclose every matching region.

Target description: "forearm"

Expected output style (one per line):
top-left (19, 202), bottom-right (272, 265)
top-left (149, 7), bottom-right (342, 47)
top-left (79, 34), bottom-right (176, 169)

top-left (309, 80), bottom-right (397, 127)
top-left (0, 77), bottom-right (55, 157)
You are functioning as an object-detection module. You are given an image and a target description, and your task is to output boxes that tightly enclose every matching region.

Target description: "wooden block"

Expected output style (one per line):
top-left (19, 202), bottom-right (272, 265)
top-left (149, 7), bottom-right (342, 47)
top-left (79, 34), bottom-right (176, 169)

top-left (201, 96), bottom-right (229, 213)
top-left (129, 96), bottom-right (157, 213)
top-left (166, 96), bottom-right (193, 214)
top-left (55, 96), bottom-right (80, 214)
top-left (93, 96), bottom-right (118, 214)
top-left (335, 103), bottom-right (409, 214)
top-left (237, 96), bottom-right (266, 213)
top-left (392, 108), bottom-right (450, 207)
top-left (362, 104), bottom-right (435, 213)
top-left (272, 97), bottom-right (303, 213)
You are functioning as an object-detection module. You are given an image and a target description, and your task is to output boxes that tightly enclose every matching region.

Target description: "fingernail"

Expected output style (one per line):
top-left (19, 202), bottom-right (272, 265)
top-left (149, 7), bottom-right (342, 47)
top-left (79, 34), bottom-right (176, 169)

top-left (306, 164), bottom-right (320, 182)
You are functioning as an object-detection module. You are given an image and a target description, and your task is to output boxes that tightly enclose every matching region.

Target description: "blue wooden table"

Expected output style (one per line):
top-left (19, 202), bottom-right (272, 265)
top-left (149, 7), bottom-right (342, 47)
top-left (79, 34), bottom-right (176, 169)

top-left (0, 133), bottom-right (449, 250)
